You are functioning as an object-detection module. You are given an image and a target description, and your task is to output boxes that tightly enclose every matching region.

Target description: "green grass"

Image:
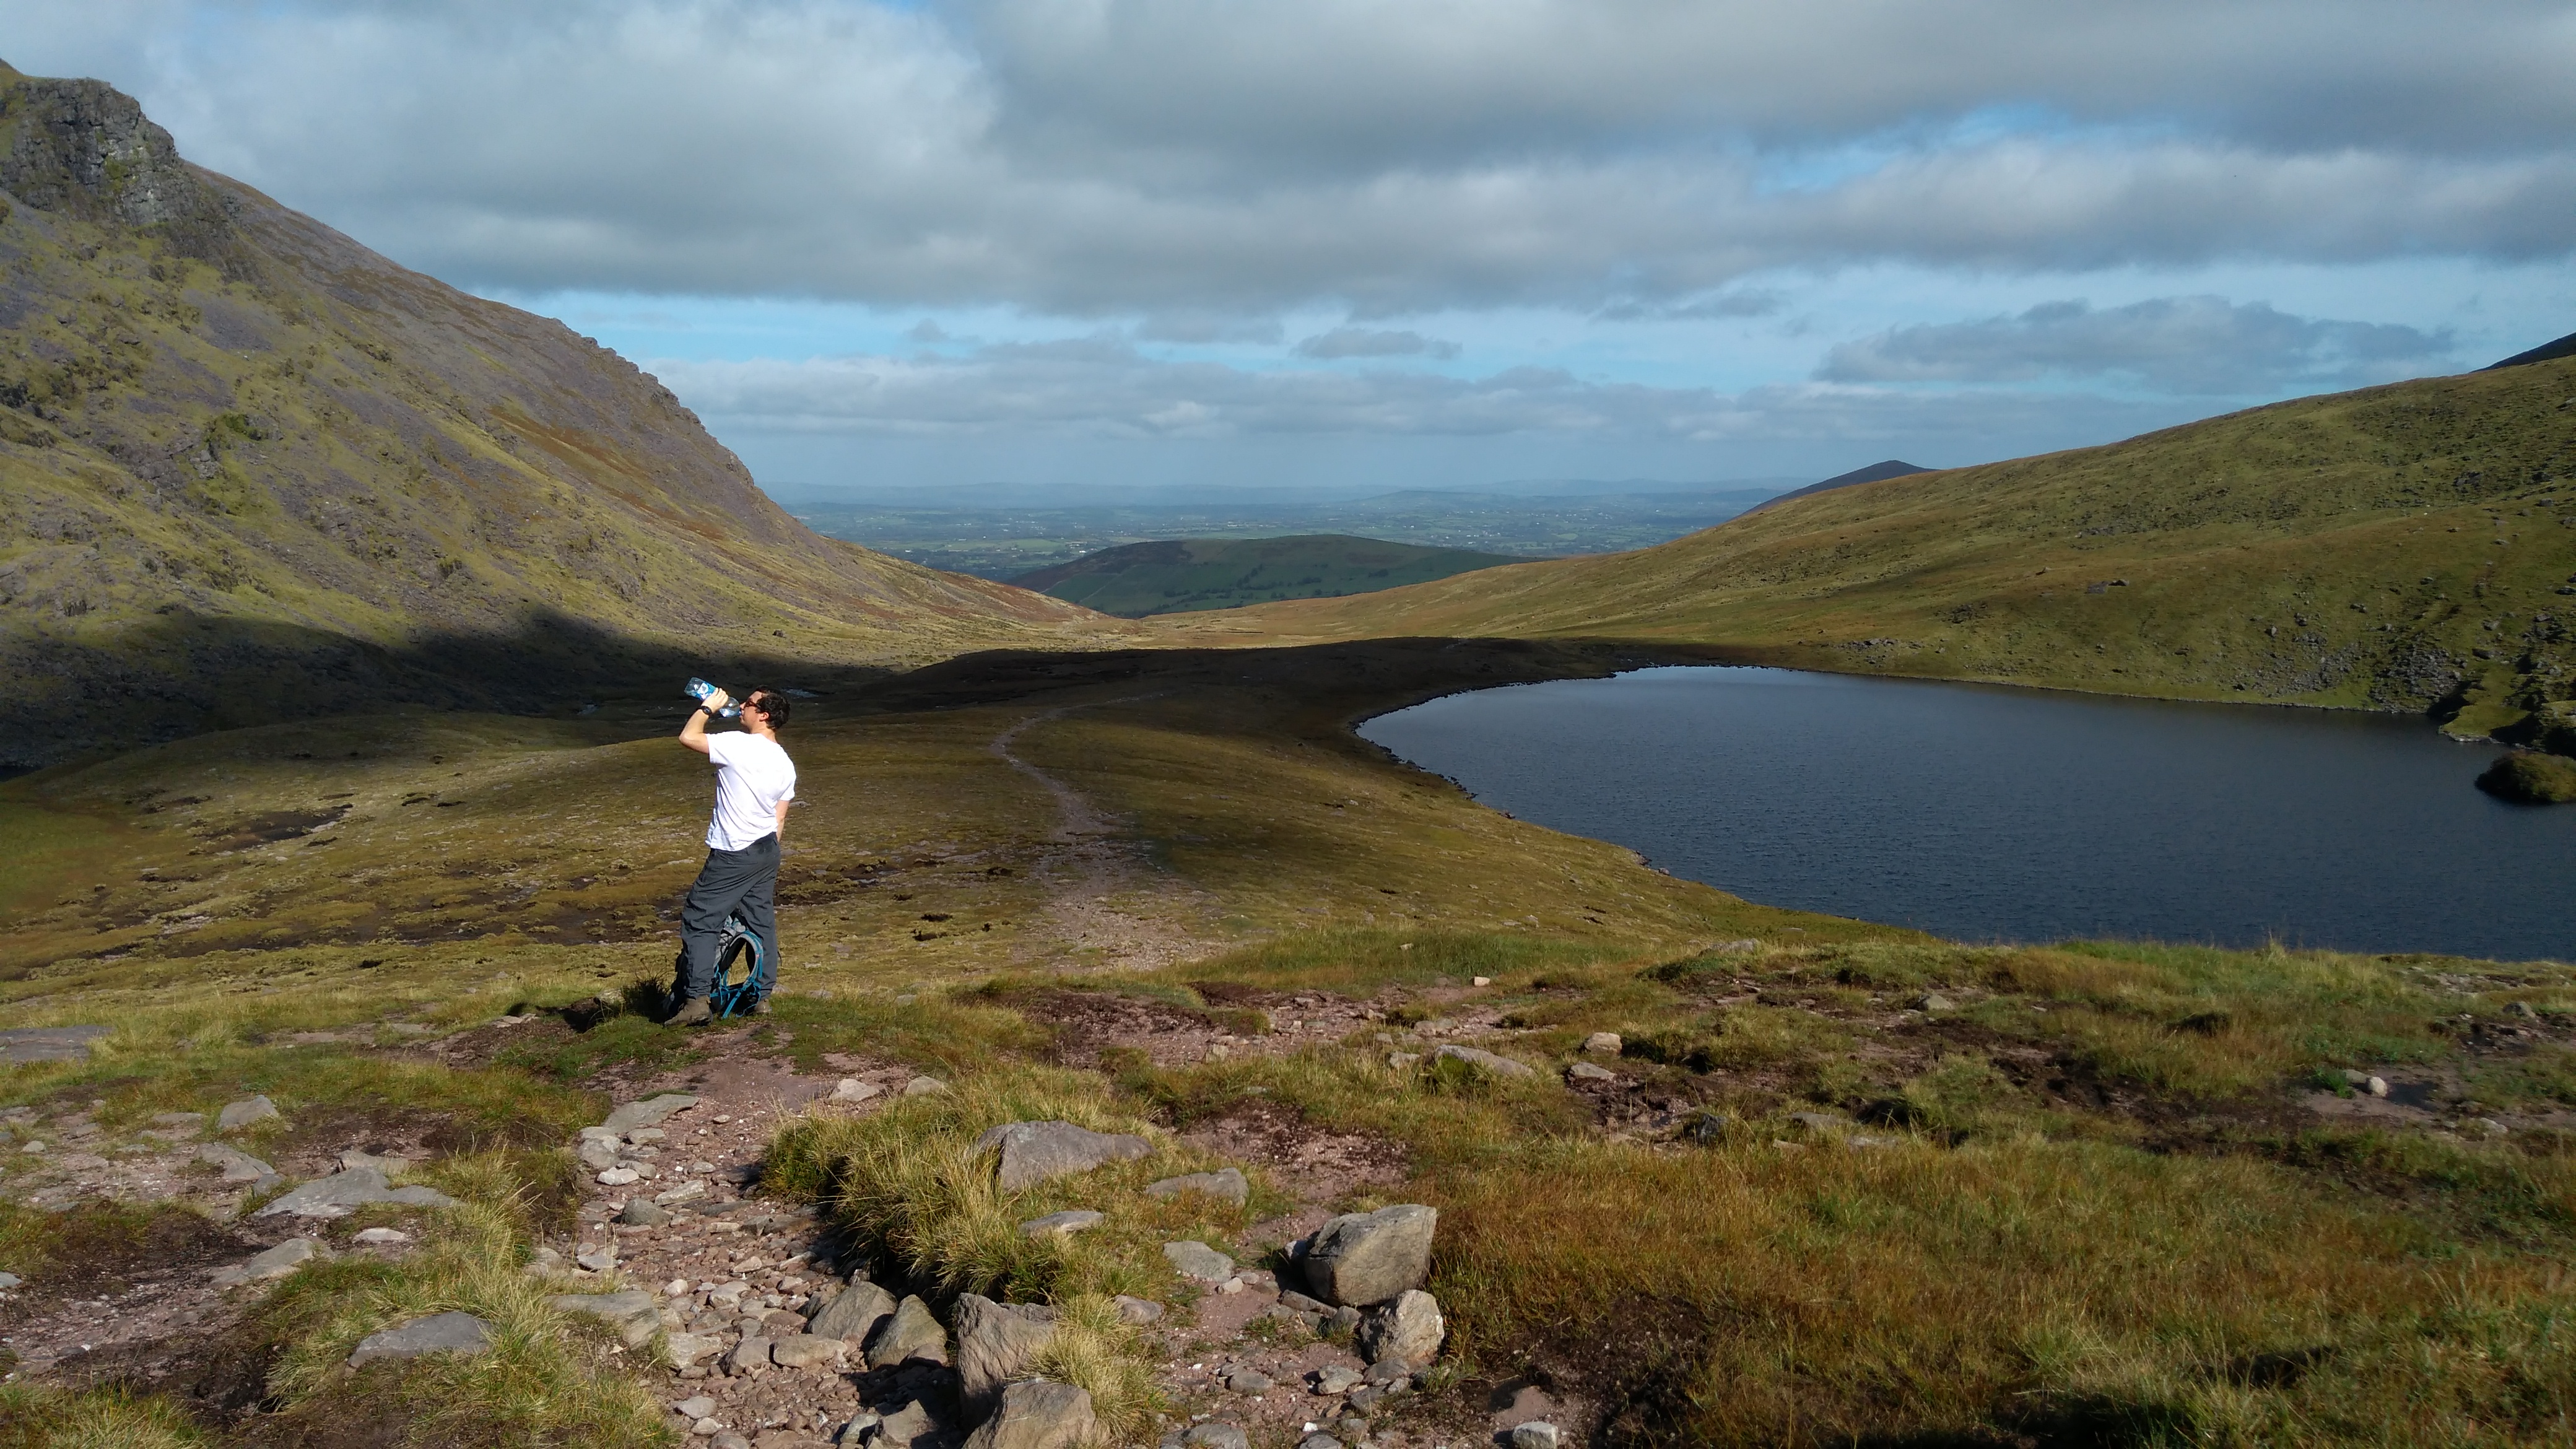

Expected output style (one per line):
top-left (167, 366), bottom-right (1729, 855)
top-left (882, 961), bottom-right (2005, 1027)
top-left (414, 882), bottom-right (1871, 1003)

top-left (1178, 356), bottom-right (2576, 750)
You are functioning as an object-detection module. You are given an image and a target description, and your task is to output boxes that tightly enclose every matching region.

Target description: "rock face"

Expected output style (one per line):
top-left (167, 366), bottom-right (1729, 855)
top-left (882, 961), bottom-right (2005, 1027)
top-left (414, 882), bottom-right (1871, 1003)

top-left (1356, 1289), bottom-right (1445, 1366)
top-left (217, 1096), bottom-right (281, 1131)
top-left (1163, 1240), bottom-right (1235, 1283)
top-left (972, 1120), bottom-right (1151, 1191)
top-left (602, 1094), bottom-right (698, 1135)
top-left (866, 1294), bottom-right (950, 1368)
top-left (256, 1167), bottom-right (458, 1219)
top-left (1144, 1168), bottom-right (1249, 1206)
top-left (549, 1289), bottom-right (660, 1347)
top-left (955, 1294), bottom-right (1060, 1419)
top-left (1433, 1045), bottom-right (1536, 1079)
top-left (960, 1380), bottom-right (1095, 1449)
top-left (808, 1279), bottom-right (897, 1343)
top-left (1302, 1205), bottom-right (1436, 1306)
top-left (347, 1312), bottom-right (494, 1367)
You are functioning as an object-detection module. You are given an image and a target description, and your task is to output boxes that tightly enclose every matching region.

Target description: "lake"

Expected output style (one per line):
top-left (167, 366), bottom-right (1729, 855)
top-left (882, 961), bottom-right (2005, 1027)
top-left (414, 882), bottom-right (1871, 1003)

top-left (1360, 666), bottom-right (2576, 961)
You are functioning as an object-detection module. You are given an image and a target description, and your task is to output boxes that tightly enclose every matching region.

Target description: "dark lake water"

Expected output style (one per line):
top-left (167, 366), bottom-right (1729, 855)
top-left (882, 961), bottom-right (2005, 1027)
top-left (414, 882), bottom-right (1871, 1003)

top-left (1360, 666), bottom-right (2576, 962)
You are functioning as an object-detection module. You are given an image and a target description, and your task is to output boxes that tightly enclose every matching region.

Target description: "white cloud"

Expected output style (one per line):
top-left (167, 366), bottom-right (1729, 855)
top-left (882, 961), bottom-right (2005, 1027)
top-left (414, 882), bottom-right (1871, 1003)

top-left (1819, 296), bottom-right (2455, 393)
top-left (7, 1), bottom-right (2572, 316)
top-left (1295, 328), bottom-right (1460, 360)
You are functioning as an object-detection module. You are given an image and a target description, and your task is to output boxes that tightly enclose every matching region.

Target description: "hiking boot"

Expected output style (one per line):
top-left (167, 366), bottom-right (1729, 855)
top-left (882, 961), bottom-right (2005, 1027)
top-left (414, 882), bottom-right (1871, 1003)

top-left (666, 996), bottom-right (713, 1027)
top-left (749, 997), bottom-right (773, 1016)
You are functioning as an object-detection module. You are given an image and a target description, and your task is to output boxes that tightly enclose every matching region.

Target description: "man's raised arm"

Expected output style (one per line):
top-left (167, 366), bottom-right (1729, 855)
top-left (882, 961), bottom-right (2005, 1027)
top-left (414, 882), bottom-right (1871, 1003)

top-left (679, 686), bottom-right (729, 756)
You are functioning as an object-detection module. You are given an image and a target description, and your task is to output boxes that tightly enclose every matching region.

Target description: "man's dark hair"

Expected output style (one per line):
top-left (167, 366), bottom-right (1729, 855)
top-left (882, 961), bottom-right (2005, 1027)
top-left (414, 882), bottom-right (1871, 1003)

top-left (745, 687), bottom-right (790, 730)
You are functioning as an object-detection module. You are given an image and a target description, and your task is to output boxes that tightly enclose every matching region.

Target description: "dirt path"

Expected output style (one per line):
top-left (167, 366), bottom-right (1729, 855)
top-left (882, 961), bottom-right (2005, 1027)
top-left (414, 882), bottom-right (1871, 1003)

top-left (988, 702), bottom-right (1208, 973)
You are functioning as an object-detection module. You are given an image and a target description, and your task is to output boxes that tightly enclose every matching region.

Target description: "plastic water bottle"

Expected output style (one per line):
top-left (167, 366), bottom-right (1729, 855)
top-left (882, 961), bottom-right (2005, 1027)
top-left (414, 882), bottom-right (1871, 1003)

top-left (685, 677), bottom-right (741, 718)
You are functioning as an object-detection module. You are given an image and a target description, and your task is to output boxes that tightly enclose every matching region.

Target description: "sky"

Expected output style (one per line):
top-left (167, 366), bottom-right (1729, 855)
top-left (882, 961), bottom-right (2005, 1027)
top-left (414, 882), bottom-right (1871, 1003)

top-left (12, 1), bottom-right (2576, 497)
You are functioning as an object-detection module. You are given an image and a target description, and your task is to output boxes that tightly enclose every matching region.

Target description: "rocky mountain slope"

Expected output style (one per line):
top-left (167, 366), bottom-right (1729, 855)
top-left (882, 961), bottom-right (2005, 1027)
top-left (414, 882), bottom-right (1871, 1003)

top-left (0, 62), bottom-right (1107, 768)
top-left (1180, 357), bottom-right (2576, 749)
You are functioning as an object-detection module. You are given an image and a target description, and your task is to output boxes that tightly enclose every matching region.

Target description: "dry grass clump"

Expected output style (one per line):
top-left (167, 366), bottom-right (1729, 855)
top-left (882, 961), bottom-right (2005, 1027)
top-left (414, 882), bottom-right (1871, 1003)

top-left (765, 1071), bottom-right (1178, 1435)
top-left (1429, 1136), bottom-right (2576, 1446)
top-left (256, 1195), bottom-right (665, 1446)
top-left (0, 1382), bottom-right (207, 1448)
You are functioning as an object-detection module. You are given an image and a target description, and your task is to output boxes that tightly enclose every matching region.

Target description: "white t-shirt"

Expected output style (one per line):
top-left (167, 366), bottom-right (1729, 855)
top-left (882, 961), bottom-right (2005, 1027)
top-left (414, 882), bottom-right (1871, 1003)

top-left (705, 731), bottom-right (796, 851)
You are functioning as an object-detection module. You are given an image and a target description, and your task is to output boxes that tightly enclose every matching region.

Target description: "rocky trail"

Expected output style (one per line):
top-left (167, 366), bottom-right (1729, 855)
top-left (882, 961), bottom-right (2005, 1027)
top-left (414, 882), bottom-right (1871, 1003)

top-left (0, 993), bottom-right (1591, 1449)
top-left (986, 704), bottom-right (1206, 974)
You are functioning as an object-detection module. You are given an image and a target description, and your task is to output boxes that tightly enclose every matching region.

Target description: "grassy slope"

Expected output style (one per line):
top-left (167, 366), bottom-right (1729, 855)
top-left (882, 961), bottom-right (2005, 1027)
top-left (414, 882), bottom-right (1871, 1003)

top-left (0, 66), bottom-right (1114, 767)
top-left (1169, 359), bottom-right (2576, 744)
top-left (1009, 534), bottom-right (1531, 617)
top-left (5, 646), bottom-right (2575, 1443)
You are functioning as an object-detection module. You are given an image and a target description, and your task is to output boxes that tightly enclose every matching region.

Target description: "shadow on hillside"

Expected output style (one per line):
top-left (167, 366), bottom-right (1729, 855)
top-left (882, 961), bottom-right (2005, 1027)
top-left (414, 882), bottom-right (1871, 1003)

top-left (6, 605), bottom-right (899, 774)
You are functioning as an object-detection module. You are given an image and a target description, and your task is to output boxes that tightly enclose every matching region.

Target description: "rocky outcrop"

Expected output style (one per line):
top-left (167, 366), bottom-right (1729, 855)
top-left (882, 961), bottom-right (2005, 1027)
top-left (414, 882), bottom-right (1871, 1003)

top-left (0, 67), bottom-right (240, 262)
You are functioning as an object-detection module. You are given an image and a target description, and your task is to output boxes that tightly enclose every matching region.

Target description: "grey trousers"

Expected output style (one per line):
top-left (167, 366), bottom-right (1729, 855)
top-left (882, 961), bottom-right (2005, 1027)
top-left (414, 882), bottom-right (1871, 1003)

top-left (677, 833), bottom-right (778, 1000)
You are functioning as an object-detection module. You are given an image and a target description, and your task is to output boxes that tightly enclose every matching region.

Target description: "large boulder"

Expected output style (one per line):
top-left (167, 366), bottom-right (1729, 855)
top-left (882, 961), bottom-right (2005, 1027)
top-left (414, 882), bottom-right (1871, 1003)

top-left (1355, 1289), bottom-right (1445, 1366)
top-left (865, 1294), bottom-right (950, 1368)
top-left (960, 1380), bottom-right (1095, 1449)
top-left (347, 1312), bottom-right (493, 1368)
top-left (955, 1294), bottom-right (1060, 1420)
top-left (973, 1120), bottom-right (1151, 1191)
top-left (1302, 1204), bottom-right (1435, 1307)
top-left (808, 1279), bottom-right (897, 1343)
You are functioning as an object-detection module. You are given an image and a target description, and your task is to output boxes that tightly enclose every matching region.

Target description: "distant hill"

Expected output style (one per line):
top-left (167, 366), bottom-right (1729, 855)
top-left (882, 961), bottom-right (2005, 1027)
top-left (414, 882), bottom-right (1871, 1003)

top-left (1746, 459), bottom-right (1934, 513)
top-left (2487, 330), bottom-right (2576, 370)
top-left (1177, 363), bottom-right (2576, 747)
top-left (1009, 534), bottom-right (1530, 616)
top-left (0, 62), bottom-right (1097, 767)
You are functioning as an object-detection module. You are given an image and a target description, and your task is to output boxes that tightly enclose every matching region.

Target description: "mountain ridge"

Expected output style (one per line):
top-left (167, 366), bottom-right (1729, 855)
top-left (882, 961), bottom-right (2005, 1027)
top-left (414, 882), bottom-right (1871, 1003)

top-left (0, 63), bottom-right (1107, 767)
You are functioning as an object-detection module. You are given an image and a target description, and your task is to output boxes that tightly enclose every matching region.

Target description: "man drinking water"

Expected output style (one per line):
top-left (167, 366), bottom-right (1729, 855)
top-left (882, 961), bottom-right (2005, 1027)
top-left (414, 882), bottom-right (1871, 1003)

top-left (670, 684), bottom-right (796, 1024)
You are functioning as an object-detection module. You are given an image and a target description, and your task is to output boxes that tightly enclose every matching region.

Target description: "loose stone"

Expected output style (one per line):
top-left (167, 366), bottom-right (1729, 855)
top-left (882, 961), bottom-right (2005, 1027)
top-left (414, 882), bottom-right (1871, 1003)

top-left (1300, 1204), bottom-right (1436, 1306)
top-left (216, 1095), bottom-right (280, 1132)
top-left (1019, 1210), bottom-right (1105, 1239)
top-left (1566, 1062), bottom-right (1615, 1082)
top-left (347, 1312), bottom-right (494, 1367)
top-left (1580, 1032), bottom-right (1622, 1055)
top-left (1164, 1240), bottom-right (1236, 1283)
top-left (972, 1120), bottom-right (1152, 1191)
top-left (1507, 1423), bottom-right (1562, 1449)
top-left (1143, 1168), bottom-right (1249, 1206)
top-left (960, 1380), bottom-right (1095, 1449)
top-left (1432, 1044), bottom-right (1535, 1078)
